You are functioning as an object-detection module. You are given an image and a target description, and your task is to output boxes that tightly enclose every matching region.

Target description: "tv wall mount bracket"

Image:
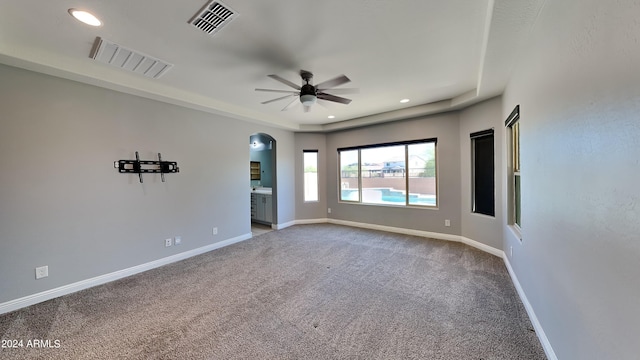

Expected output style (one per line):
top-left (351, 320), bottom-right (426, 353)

top-left (114, 151), bottom-right (179, 183)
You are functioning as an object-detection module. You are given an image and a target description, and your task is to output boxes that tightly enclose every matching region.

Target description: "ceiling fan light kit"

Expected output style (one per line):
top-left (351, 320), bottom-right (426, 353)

top-left (300, 94), bottom-right (317, 106)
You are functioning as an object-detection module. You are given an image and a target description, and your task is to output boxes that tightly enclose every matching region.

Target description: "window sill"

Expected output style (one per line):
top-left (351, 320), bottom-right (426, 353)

top-left (508, 224), bottom-right (522, 242)
top-left (337, 200), bottom-right (439, 211)
top-left (470, 212), bottom-right (496, 219)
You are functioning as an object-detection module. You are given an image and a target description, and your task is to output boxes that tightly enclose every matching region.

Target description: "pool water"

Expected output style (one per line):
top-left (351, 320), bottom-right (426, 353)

top-left (341, 188), bottom-right (436, 206)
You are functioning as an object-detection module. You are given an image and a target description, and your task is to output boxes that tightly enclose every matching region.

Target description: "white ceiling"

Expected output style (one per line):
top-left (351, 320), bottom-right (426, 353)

top-left (0, 0), bottom-right (545, 131)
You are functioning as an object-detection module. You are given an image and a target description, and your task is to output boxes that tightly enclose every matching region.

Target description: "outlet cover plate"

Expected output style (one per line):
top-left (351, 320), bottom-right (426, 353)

top-left (165, 238), bottom-right (172, 247)
top-left (35, 265), bottom-right (48, 279)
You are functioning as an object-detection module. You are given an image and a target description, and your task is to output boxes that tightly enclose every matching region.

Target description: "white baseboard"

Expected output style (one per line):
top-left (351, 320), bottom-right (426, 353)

top-left (459, 236), bottom-right (504, 257)
top-left (294, 218), bottom-right (329, 225)
top-left (323, 218), bottom-right (503, 257)
top-left (272, 220), bottom-right (297, 230)
top-left (503, 255), bottom-right (558, 360)
top-left (0, 233), bottom-right (252, 315)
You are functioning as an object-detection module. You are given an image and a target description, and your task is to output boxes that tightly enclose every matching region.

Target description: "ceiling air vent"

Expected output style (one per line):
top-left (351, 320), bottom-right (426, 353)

top-left (189, 0), bottom-right (237, 36)
top-left (90, 37), bottom-right (173, 79)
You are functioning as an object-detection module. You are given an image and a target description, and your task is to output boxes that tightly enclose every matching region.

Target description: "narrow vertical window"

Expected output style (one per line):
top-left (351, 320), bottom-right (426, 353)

top-left (471, 129), bottom-right (495, 216)
top-left (505, 105), bottom-right (521, 229)
top-left (339, 149), bottom-right (360, 202)
top-left (303, 150), bottom-right (318, 202)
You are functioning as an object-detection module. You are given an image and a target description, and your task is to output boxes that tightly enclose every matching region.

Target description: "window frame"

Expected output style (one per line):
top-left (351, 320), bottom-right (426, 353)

top-left (337, 138), bottom-right (437, 208)
top-left (505, 105), bottom-right (521, 233)
top-left (303, 150), bottom-right (319, 203)
top-left (470, 129), bottom-right (495, 217)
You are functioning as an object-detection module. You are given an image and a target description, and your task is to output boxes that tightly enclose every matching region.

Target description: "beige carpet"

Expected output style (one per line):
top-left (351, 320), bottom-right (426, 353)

top-left (0, 224), bottom-right (546, 359)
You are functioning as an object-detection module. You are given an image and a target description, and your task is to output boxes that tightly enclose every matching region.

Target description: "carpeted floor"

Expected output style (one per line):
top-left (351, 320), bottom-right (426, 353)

top-left (0, 224), bottom-right (546, 359)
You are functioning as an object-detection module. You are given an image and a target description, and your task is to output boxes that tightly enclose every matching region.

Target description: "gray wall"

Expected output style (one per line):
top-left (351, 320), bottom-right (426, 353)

top-left (0, 64), bottom-right (295, 304)
top-left (459, 97), bottom-right (504, 250)
top-left (502, 0), bottom-right (640, 358)
top-left (325, 112), bottom-right (462, 235)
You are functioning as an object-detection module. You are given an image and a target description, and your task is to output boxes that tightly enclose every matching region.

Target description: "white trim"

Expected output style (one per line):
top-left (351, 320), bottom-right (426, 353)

top-left (0, 233), bottom-right (252, 315)
top-left (294, 218), bottom-right (329, 225)
top-left (325, 219), bottom-right (503, 257)
top-left (503, 255), bottom-right (558, 360)
top-left (272, 220), bottom-right (297, 230)
top-left (459, 236), bottom-right (504, 257)
top-left (508, 224), bottom-right (523, 242)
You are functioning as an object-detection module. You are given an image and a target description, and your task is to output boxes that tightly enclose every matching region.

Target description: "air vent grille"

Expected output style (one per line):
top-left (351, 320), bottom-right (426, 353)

top-left (91, 38), bottom-right (173, 79)
top-left (189, 0), bottom-right (237, 35)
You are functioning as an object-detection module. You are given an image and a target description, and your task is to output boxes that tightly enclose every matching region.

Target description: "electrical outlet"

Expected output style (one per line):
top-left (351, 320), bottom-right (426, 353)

top-left (328, 208), bottom-right (332, 214)
top-left (174, 236), bottom-right (182, 245)
top-left (165, 238), bottom-right (172, 247)
top-left (212, 227), bottom-right (218, 235)
top-left (445, 219), bottom-right (451, 227)
top-left (35, 266), bottom-right (48, 279)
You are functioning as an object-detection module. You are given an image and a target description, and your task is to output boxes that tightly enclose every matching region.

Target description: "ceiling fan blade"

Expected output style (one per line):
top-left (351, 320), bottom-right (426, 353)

top-left (317, 88), bottom-right (359, 95)
top-left (317, 93), bottom-right (352, 105)
top-left (268, 74), bottom-right (301, 90)
top-left (315, 75), bottom-right (350, 90)
top-left (255, 88), bottom-right (298, 94)
top-left (281, 97), bottom-right (299, 111)
top-left (261, 94), bottom-right (295, 105)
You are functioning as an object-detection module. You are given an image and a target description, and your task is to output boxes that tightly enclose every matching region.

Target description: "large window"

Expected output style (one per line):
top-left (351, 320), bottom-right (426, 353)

top-left (506, 105), bottom-right (521, 229)
top-left (471, 129), bottom-right (495, 216)
top-left (303, 150), bottom-right (318, 202)
top-left (339, 139), bottom-right (437, 207)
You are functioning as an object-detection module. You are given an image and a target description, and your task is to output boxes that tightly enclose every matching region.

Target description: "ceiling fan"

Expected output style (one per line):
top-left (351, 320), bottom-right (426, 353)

top-left (255, 70), bottom-right (356, 112)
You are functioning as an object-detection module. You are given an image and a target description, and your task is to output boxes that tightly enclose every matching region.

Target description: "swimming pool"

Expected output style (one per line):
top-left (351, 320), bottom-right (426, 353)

top-left (341, 188), bottom-right (436, 206)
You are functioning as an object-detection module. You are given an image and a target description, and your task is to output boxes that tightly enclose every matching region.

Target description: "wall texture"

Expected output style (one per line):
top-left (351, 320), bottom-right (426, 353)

top-left (459, 96), bottom-right (504, 250)
top-left (502, 0), bottom-right (640, 358)
top-left (0, 64), bottom-right (295, 304)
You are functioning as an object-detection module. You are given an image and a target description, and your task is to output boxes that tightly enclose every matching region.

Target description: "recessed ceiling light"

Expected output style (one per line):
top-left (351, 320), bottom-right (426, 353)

top-left (400, 99), bottom-right (410, 103)
top-left (68, 9), bottom-right (102, 27)
top-left (328, 115), bottom-right (335, 119)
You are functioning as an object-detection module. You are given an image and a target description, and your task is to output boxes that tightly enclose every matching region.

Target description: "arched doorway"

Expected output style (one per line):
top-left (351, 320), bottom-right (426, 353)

top-left (249, 133), bottom-right (277, 232)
